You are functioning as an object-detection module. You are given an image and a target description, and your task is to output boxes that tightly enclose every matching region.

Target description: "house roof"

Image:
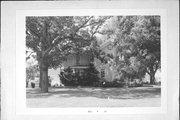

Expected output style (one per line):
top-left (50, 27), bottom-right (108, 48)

top-left (71, 65), bottom-right (89, 69)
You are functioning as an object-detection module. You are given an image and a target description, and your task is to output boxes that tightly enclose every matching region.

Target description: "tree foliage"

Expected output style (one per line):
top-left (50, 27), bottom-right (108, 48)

top-left (26, 16), bottom-right (109, 92)
top-left (26, 64), bottom-right (39, 80)
top-left (82, 63), bottom-right (100, 86)
top-left (105, 16), bottom-right (160, 84)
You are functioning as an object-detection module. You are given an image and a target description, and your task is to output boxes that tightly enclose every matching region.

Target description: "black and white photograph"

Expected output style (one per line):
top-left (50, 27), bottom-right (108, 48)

top-left (1, 1), bottom-right (179, 120)
top-left (26, 16), bottom-right (161, 108)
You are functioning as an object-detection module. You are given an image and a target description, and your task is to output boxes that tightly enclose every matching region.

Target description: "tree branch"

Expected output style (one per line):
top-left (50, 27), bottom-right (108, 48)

top-left (90, 23), bottom-right (103, 39)
top-left (154, 62), bottom-right (159, 73)
top-left (26, 51), bottom-right (34, 61)
top-left (146, 68), bottom-right (150, 75)
top-left (26, 40), bottom-right (41, 53)
top-left (74, 16), bottom-right (94, 33)
top-left (43, 36), bottom-right (73, 57)
top-left (26, 25), bottom-right (40, 38)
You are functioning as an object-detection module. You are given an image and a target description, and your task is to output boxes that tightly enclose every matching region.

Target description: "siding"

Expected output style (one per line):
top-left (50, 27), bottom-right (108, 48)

top-left (62, 54), bottom-right (91, 68)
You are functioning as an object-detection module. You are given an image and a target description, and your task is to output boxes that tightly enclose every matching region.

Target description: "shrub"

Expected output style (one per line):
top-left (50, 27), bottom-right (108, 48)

top-left (82, 63), bottom-right (100, 86)
top-left (31, 82), bottom-right (35, 88)
top-left (59, 64), bottom-right (100, 86)
top-left (97, 78), bottom-right (126, 88)
top-left (128, 79), bottom-right (143, 87)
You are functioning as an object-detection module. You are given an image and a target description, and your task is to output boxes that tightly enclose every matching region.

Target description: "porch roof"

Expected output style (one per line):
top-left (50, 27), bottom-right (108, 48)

top-left (70, 65), bottom-right (89, 69)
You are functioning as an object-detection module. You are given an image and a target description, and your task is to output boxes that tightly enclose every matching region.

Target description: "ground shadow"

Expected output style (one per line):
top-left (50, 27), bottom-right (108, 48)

top-left (26, 86), bottom-right (161, 100)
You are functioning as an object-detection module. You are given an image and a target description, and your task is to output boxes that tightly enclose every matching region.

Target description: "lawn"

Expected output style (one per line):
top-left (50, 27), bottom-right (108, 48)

top-left (26, 86), bottom-right (161, 107)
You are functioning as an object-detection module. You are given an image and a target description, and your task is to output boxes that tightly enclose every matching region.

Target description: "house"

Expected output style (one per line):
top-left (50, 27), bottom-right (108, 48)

top-left (48, 40), bottom-right (119, 83)
top-left (61, 52), bottom-right (92, 76)
top-left (93, 40), bottom-right (119, 82)
top-left (48, 52), bottom-right (92, 85)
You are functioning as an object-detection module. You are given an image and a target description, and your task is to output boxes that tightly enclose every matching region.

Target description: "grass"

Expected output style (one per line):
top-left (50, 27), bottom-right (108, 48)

top-left (26, 86), bottom-right (161, 107)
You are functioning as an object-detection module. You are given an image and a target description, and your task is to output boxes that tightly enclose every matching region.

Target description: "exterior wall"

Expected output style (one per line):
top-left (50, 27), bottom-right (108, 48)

top-left (94, 58), bottom-right (115, 82)
top-left (93, 58), bottom-right (102, 78)
top-left (60, 40), bottom-right (118, 82)
top-left (62, 55), bottom-right (76, 68)
top-left (79, 54), bottom-right (91, 66)
top-left (96, 40), bottom-right (117, 82)
top-left (62, 54), bottom-right (91, 68)
top-left (100, 42), bottom-right (116, 56)
top-left (48, 68), bottom-right (60, 80)
top-left (48, 68), bottom-right (62, 86)
top-left (104, 65), bottom-right (113, 82)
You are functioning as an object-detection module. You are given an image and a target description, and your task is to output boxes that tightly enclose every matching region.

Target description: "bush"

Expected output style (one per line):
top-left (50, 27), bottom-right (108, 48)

top-left (97, 78), bottom-right (126, 88)
top-left (128, 79), bottom-right (143, 87)
top-left (31, 82), bottom-right (35, 88)
top-left (82, 63), bottom-right (100, 86)
top-left (59, 67), bottom-right (78, 86)
top-left (59, 64), bottom-right (100, 86)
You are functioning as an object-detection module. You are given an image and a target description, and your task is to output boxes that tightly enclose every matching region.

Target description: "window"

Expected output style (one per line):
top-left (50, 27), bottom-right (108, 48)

top-left (101, 69), bottom-right (105, 78)
top-left (107, 44), bottom-right (113, 50)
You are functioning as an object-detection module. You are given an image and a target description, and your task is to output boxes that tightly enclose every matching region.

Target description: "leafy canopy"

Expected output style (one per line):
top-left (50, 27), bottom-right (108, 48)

top-left (26, 16), bottom-right (110, 68)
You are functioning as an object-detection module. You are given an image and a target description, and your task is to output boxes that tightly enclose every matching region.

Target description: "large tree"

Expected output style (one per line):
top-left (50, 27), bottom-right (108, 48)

top-left (104, 16), bottom-right (160, 84)
top-left (134, 16), bottom-right (160, 84)
top-left (121, 16), bottom-right (160, 84)
top-left (26, 16), bottom-right (108, 92)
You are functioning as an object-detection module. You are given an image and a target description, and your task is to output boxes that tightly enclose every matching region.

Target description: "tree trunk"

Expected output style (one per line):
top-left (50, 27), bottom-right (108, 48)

top-left (39, 70), bottom-right (42, 88)
top-left (150, 73), bottom-right (156, 84)
top-left (147, 66), bottom-right (156, 85)
top-left (39, 61), bottom-right (49, 93)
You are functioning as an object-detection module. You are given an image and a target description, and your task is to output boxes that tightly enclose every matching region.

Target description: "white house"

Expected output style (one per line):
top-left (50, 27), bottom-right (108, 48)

top-left (48, 39), bottom-right (161, 84)
top-left (93, 40), bottom-right (118, 82)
